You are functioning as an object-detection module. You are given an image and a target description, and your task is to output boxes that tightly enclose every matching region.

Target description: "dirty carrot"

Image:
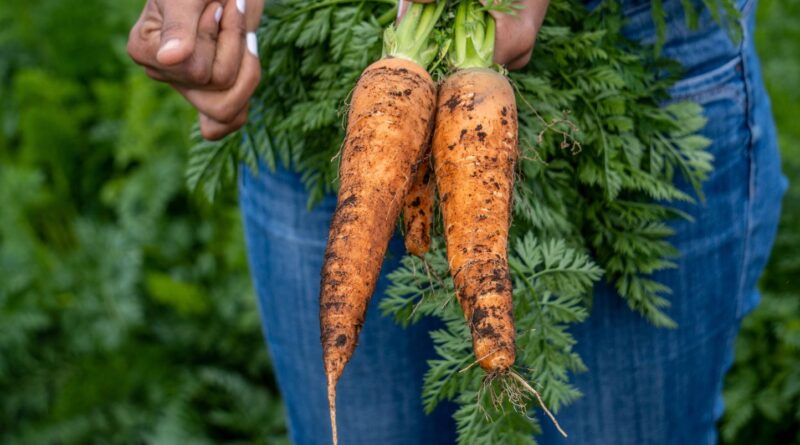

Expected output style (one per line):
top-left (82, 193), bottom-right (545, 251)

top-left (319, 2), bottom-right (444, 444)
top-left (431, 0), bottom-right (517, 374)
top-left (402, 151), bottom-right (435, 257)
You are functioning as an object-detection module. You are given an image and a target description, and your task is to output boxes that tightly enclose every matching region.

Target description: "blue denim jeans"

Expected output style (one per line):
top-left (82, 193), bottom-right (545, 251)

top-left (239, 0), bottom-right (787, 443)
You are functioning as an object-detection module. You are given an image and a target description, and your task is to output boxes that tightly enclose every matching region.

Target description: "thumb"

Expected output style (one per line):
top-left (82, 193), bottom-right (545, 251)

top-left (157, 0), bottom-right (211, 65)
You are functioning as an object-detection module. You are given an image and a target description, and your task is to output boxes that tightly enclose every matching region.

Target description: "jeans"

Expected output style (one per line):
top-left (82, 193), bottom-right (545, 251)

top-left (239, 0), bottom-right (787, 442)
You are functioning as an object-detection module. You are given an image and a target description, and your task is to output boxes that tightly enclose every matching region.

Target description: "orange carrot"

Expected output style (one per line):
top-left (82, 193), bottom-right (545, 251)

top-left (402, 151), bottom-right (435, 257)
top-left (319, 57), bottom-right (436, 444)
top-left (432, 67), bottom-right (518, 373)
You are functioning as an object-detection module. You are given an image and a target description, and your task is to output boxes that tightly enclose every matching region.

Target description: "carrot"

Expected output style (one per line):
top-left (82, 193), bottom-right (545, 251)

top-left (402, 151), bottom-right (435, 257)
top-left (431, 1), bottom-right (517, 374)
top-left (433, 67), bottom-right (518, 373)
top-left (320, 56), bottom-right (435, 445)
top-left (319, 3), bottom-right (444, 443)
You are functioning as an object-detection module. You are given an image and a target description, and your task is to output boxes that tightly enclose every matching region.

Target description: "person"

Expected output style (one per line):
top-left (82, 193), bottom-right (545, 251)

top-left (127, 0), bottom-right (786, 443)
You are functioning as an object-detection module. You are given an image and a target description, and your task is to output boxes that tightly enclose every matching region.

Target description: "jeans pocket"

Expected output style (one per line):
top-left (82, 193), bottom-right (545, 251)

top-left (669, 53), bottom-right (751, 181)
top-left (668, 55), bottom-right (746, 106)
top-left (666, 50), bottom-right (757, 321)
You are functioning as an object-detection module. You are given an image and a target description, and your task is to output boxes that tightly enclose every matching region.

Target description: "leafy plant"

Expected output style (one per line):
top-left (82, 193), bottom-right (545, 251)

top-left (184, 0), bottom-right (723, 442)
top-left (2, 0), bottom-right (793, 443)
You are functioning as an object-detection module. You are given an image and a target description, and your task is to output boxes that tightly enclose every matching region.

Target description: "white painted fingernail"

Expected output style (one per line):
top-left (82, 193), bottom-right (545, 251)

top-left (246, 32), bottom-right (258, 57)
top-left (237, 0), bottom-right (246, 14)
top-left (214, 6), bottom-right (223, 23)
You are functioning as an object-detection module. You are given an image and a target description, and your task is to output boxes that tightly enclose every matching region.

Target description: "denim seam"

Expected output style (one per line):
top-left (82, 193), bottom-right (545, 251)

top-left (741, 0), bottom-right (756, 17)
top-left (735, 13), bottom-right (755, 319)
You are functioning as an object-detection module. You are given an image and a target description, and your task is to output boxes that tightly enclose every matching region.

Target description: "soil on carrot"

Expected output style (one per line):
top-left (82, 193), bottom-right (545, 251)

top-left (403, 153), bottom-right (435, 257)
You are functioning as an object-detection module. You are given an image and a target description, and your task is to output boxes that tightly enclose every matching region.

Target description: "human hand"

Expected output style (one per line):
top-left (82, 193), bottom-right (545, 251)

top-left (399, 0), bottom-right (549, 70)
top-left (127, 0), bottom-right (265, 140)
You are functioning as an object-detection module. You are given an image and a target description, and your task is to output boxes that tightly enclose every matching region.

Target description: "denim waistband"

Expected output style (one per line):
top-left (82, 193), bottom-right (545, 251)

top-left (583, 0), bottom-right (754, 80)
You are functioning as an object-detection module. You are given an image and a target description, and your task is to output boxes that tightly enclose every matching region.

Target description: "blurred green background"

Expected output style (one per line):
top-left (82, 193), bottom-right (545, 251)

top-left (0, 0), bottom-right (796, 443)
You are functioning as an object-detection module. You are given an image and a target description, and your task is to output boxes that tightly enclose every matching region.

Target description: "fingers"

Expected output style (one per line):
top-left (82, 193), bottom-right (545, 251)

top-left (129, 0), bottom-right (252, 90)
top-left (128, 0), bottom-right (263, 140)
top-left (199, 104), bottom-right (249, 140)
top-left (185, 0), bottom-right (265, 140)
top-left (157, 0), bottom-right (210, 65)
top-left (173, 1), bottom-right (224, 85)
top-left (491, 11), bottom-right (536, 68)
top-left (245, 0), bottom-right (266, 30)
top-left (506, 49), bottom-right (534, 71)
top-left (482, 0), bottom-right (548, 70)
top-left (194, 0), bottom-right (264, 140)
top-left (210, 0), bottom-right (247, 88)
top-left (127, 2), bottom-right (163, 68)
top-left (128, 0), bottom-right (223, 87)
top-left (176, 44), bottom-right (261, 123)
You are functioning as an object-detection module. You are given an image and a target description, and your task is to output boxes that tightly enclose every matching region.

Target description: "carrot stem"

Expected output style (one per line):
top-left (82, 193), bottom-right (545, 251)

top-left (383, 1), bottom-right (446, 68)
top-left (451, 0), bottom-right (495, 69)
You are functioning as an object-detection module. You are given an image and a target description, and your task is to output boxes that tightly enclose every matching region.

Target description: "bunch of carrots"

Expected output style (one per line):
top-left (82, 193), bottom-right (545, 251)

top-left (318, 1), bottom-right (558, 442)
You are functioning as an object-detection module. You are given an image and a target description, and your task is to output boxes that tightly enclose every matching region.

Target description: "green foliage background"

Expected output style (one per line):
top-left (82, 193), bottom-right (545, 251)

top-left (0, 0), bottom-right (795, 444)
top-left (0, 0), bottom-right (287, 442)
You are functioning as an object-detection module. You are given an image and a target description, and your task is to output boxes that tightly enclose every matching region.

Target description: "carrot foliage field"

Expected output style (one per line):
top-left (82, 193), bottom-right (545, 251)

top-left (0, 0), bottom-right (796, 443)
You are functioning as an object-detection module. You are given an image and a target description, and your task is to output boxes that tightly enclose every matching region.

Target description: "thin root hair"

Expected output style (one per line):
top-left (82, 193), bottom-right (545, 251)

top-left (508, 369), bottom-right (568, 438)
top-left (510, 78), bottom-right (582, 156)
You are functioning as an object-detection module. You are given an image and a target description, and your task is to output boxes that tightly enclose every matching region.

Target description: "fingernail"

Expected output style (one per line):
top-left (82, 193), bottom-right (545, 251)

top-left (158, 39), bottom-right (180, 55)
top-left (214, 6), bottom-right (223, 23)
top-left (237, 0), bottom-right (246, 14)
top-left (246, 32), bottom-right (258, 57)
top-left (397, 0), bottom-right (404, 19)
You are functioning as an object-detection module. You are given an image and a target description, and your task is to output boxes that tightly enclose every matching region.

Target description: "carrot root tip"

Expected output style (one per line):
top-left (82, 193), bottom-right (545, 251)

top-left (327, 375), bottom-right (338, 445)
